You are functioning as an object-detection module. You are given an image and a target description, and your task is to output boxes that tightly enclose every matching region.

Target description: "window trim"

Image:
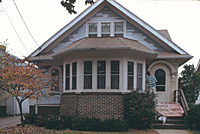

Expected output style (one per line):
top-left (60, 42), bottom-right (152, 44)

top-left (86, 20), bottom-right (126, 37)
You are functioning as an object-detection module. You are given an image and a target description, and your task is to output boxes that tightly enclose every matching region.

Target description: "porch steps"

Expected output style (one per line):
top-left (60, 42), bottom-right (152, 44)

top-left (153, 116), bottom-right (187, 129)
top-left (153, 103), bottom-right (187, 129)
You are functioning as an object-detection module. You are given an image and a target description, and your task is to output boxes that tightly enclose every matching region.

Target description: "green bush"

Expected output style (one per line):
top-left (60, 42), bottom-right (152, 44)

top-left (72, 117), bottom-right (102, 131)
top-left (24, 114), bottom-right (129, 131)
top-left (44, 115), bottom-right (69, 130)
top-left (187, 104), bottom-right (200, 130)
top-left (123, 91), bottom-right (156, 129)
top-left (24, 114), bottom-right (37, 124)
top-left (101, 119), bottom-right (129, 132)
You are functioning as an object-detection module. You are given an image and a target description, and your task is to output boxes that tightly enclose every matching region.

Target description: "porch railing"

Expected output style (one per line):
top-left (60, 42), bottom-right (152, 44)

top-left (174, 89), bottom-right (190, 117)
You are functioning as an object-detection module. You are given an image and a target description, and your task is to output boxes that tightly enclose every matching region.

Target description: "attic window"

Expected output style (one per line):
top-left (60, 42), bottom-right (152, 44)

top-left (101, 23), bottom-right (110, 37)
top-left (89, 23), bottom-right (97, 37)
top-left (114, 22), bottom-right (123, 37)
top-left (87, 20), bottom-right (126, 37)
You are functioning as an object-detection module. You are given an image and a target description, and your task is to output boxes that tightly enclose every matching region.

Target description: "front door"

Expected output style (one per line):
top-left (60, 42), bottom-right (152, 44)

top-left (151, 65), bottom-right (170, 103)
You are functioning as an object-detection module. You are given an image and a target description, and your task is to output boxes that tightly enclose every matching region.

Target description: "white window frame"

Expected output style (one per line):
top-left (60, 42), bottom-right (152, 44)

top-left (63, 57), bottom-right (145, 93)
top-left (86, 20), bottom-right (126, 37)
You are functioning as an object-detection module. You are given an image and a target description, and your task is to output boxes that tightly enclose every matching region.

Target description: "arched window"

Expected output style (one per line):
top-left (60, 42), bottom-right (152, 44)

top-left (155, 69), bottom-right (165, 91)
top-left (51, 68), bottom-right (60, 91)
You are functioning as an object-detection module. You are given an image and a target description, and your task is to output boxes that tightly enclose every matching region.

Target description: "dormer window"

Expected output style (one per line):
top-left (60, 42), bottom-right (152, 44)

top-left (88, 23), bottom-right (98, 37)
top-left (86, 20), bottom-right (126, 37)
top-left (101, 23), bottom-right (110, 37)
top-left (114, 22), bottom-right (124, 37)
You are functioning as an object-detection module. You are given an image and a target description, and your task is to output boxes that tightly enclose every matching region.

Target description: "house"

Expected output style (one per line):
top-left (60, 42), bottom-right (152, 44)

top-left (195, 59), bottom-right (200, 104)
top-left (28, 0), bottom-right (192, 119)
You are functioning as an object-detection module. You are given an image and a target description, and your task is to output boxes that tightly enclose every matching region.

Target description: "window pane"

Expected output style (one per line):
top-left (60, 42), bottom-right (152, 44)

top-left (111, 75), bottom-right (119, 89)
top-left (111, 61), bottom-right (119, 73)
top-left (72, 62), bottom-right (77, 90)
top-left (72, 62), bottom-right (76, 75)
top-left (84, 61), bottom-right (92, 74)
top-left (89, 23), bottom-right (97, 33)
top-left (65, 64), bottom-right (70, 90)
top-left (128, 76), bottom-right (134, 89)
top-left (155, 69), bottom-right (165, 85)
top-left (102, 23), bottom-right (110, 33)
top-left (128, 62), bottom-right (134, 75)
top-left (128, 61), bottom-right (134, 89)
top-left (97, 61), bottom-right (106, 74)
top-left (97, 61), bottom-right (106, 89)
top-left (155, 69), bottom-right (165, 91)
top-left (137, 63), bottom-right (143, 90)
top-left (156, 86), bottom-right (165, 91)
top-left (115, 22), bottom-right (123, 33)
top-left (84, 76), bottom-right (92, 89)
top-left (97, 75), bottom-right (105, 89)
top-left (111, 61), bottom-right (119, 89)
top-left (84, 61), bottom-right (92, 89)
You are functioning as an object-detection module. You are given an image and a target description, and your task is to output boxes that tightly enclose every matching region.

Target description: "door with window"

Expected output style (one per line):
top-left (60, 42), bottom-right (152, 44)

top-left (151, 65), bottom-right (170, 103)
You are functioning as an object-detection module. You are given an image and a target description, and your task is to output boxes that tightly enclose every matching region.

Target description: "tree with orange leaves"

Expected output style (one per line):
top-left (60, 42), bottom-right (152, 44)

top-left (0, 52), bottom-right (51, 127)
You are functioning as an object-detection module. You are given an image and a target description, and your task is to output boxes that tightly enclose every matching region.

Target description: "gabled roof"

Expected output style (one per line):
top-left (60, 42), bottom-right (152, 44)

top-left (28, 0), bottom-right (190, 58)
top-left (52, 37), bottom-right (158, 57)
top-left (157, 30), bottom-right (172, 41)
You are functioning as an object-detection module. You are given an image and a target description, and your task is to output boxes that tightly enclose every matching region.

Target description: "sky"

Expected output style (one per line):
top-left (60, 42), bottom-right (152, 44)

top-left (0, 0), bottom-right (200, 73)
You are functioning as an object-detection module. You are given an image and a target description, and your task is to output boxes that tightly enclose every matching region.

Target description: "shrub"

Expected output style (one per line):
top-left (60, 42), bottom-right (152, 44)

top-left (187, 104), bottom-right (200, 130)
top-left (24, 114), bottom-right (37, 124)
top-left (44, 115), bottom-right (67, 130)
top-left (24, 114), bottom-right (129, 132)
top-left (123, 91), bottom-right (156, 129)
top-left (101, 119), bottom-right (129, 132)
top-left (72, 117), bottom-right (102, 131)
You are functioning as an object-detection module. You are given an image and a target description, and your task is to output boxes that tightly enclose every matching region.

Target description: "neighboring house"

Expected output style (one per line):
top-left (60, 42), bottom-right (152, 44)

top-left (0, 46), bottom-right (29, 115)
top-left (195, 59), bottom-right (200, 104)
top-left (28, 0), bottom-right (192, 119)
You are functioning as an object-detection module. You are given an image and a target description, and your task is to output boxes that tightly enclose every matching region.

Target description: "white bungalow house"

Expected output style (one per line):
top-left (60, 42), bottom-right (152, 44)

top-left (28, 0), bottom-right (192, 118)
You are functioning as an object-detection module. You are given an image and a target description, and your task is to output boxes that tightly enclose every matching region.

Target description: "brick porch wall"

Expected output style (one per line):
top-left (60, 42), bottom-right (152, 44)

top-left (60, 93), bottom-right (124, 120)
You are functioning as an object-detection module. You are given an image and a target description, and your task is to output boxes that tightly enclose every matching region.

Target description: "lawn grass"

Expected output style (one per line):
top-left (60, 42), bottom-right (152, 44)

top-left (0, 124), bottom-right (158, 134)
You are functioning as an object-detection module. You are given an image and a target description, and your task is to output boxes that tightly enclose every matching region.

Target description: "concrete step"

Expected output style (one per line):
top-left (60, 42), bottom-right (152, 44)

top-left (153, 123), bottom-right (187, 129)
top-left (154, 119), bottom-right (185, 124)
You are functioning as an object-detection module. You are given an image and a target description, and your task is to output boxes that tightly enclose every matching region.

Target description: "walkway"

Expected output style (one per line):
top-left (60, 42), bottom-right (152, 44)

top-left (154, 129), bottom-right (189, 134)
top-left (0, 116), bottom-right (20, 129)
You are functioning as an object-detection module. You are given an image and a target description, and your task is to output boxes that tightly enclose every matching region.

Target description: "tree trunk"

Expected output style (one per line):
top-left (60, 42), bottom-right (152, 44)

top-left (18, 101), bottom-right (24, 127)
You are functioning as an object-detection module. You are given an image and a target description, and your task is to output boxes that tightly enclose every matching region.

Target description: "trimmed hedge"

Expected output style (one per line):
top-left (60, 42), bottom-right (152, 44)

top-left (24, 114), bottom-right (128, 132)
top-left (187, 104), bottom-right (200, 130)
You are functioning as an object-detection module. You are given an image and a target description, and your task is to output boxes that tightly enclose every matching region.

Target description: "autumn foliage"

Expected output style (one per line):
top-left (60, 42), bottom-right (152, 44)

top-left (0, 53), bottom-right (51, 126)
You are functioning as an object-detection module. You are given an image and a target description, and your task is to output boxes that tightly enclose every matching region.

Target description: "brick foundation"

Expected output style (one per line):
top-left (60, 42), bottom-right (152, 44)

top-left (60, 93), bottom-right (124, 120)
